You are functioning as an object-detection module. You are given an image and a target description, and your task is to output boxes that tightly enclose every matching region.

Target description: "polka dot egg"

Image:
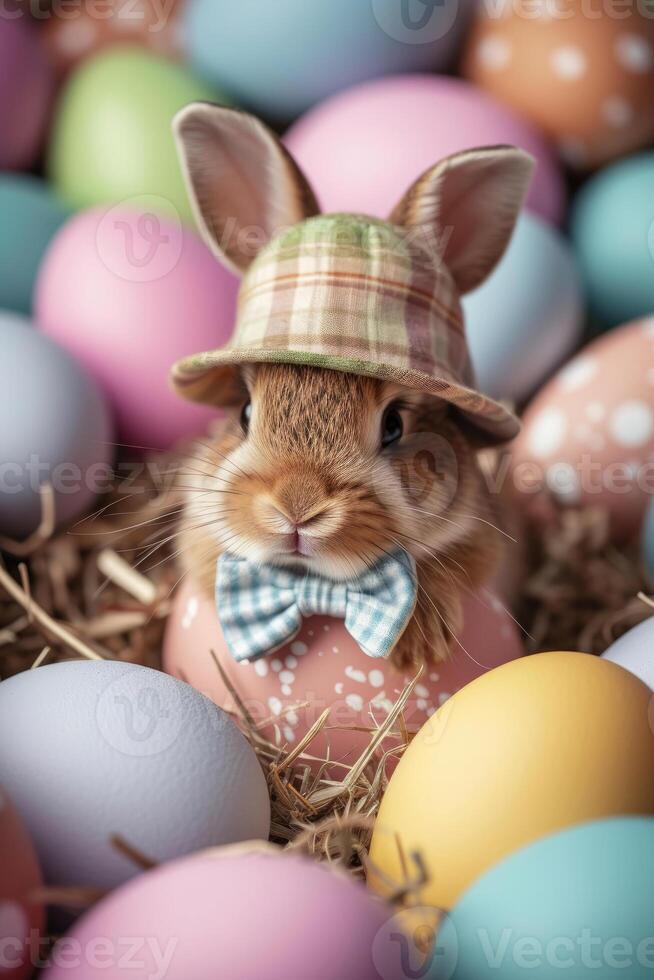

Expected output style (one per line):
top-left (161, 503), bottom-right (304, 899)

top-left (510, 317), bottom-right (654, 539)
top-left (163, 580), bottom-right (523, 776)
top-left (461, 0), bottom-right (654, 170)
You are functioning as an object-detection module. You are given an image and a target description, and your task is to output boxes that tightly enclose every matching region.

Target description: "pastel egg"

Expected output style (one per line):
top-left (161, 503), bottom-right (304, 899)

top-left (0, 17), bottom-right (53, 169)
top-left (642, 497), bottom-right (654, 580)
top-left (163, 579), bottom-right (523, 775)
top-left (571, 151), bottom-right (654, 330)
top-left (48, 47), bottom-right (225, 223)
top-left (464, 212), bottom-right (584, 403)
top-left (462, 0), bottom-right (654, 171)
top-left (185, 0), bottom-right (470, 121)
top-left (0, 661), bottom-right (270, 890)
top-left (0, 787), bottom-right (44, 980)
top-left (42, 847), bottom-right (395, 980)
top-left (0, 175), bottom-right (70, 316)
top-left (35, 206), bottom-right (238, 449)
top-left (602, 617), bottom-right (654, 692)
top-left (285, 74), bottom-right (565, 224)
top-left (437, 818), bottom-right (654, 980)
top-left (369, 652), bottom-right (654, 911)
top-left (42, 0), bottom-right (186, 76)
top-left (0, 312), bottom-right (113, 539)
top-left (510, 317), bottom-right (654, 541)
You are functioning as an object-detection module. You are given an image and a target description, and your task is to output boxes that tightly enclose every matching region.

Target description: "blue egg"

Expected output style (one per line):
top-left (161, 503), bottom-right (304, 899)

top-left (185, 0), bottom-right (469, 119)
top-left (0, 174), bottom-right (70, 316)
top-left (0, 312), bottom-right (114, 539)
top-left (643, 497), bottom-right (654, 581)
top-left (603, 616), bottom-right (654, 692)
top-left (462, 212), bottom-right (584, 403)
top-left (435, 818), bottom-right (654, 980)
top-left (571, 152), bottom-right (654, 331)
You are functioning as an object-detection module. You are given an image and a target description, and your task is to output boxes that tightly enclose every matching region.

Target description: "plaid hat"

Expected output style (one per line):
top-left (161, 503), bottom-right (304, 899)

top-left (171, 213), bottom-right (520, 443)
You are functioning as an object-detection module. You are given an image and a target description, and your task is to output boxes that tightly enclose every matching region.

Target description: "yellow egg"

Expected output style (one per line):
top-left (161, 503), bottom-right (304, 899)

top-left (369, 652), bottom-right (654, 911)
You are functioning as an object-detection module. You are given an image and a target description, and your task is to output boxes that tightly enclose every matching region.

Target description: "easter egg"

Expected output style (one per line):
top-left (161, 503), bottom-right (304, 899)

top-left (42, 846), bottom-right (396, 980)
top-left (603, 617), bottom-right (654, 692)
top-left (462, 0), bottom-right (654, 171)
top-left (436, 818), bottom-right (654, 980)
top-left (163, 579), bottom-right (523, 775)
top-left (48, 47), bottom-right (225, 223)
top-left (35, 205), bottom-right (238, 449)
top-left (185, 0), bottom-right (470, 121)
top-left (0, 312), bottom-right (113, 539)
top-left (0, 17), bottom-right (53, 169)
top-left (0, 787), bottom-right (44, 980)
top-left (642, 497), bottom-right (654, 579)
top-left (0, 661), bottom-right (270, 889)
top-left (285, 74), bottom-right (565, 224)
top-left (509, 317), bottom-right (654, 541)
top-left (369, 651), bottom-right (654, 911)
top-left (42, 0), bottom-right (185, 75)
top-left (463, 212), bottom-right (584, 403)
top-left (0, 175), bottom-right (70, 316)
top-left (571, 152), bottom-right (654, 329)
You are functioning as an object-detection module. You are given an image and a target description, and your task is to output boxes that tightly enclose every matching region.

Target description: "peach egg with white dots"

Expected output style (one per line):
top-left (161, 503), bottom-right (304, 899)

top-left (163, 580), bottom-right (523, 777)
top-left (461, 0), bottom-right (654, 170)
top-left (511, 317), bottom-right (654, 539)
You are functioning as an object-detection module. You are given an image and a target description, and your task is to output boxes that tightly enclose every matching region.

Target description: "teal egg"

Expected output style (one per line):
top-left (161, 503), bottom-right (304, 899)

top-left (436, 818), bottom-right (654, 980)
top-left (571, 153), bottom-right (654, 331)
top-left (641, 497), bottom-right (654, 581)
top-left (0, 174), bottom-right (70, 315)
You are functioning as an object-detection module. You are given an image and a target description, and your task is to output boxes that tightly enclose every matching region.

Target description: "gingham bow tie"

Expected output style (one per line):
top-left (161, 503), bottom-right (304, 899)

top-left (216, 550), bottom-right (417, 662)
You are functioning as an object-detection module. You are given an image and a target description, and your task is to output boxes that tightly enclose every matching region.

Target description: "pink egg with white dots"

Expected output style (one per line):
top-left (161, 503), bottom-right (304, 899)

top-left (163, 579), bottom-right (523, 775)
top-left (511, 317), bottom-right (654, 540)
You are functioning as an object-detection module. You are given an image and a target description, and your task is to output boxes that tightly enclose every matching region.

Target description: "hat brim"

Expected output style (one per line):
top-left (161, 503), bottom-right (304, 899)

top-left (171, 347), bottom-right (520, 444)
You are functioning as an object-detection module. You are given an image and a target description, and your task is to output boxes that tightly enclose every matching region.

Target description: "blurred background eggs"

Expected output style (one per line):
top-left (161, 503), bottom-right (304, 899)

top-left (35, 205), bottom-right (238, 449)
top-left (185, 0), bottom-right (471, 120)
top-left (0, 17), bottom-right (53, 170)
top-left (285, 74), bottom-right (565, 224)
top-left (42, 847), bottom-right (397, 980)
top-left (48, 47), bottom-right (224, 223)
top-left (464, 212), bottom-right (584, 403)
top-left (0, 661), bottom-right (270, 890)
top-left (0, 175), bottom-right (70, 316)
top-left (164, 579), bottom-right (523, 774)
top-left (571, 151), bottom-right (654, 330)
top-left (0, 787), bottom-right (43, 980)
top-left (369, 652), bottom-right (654, 910)
top-left (43, 0), bottom-right (186, 76)
top-left (437, 818), bottom-right (654, 980)
top-left (0, 312), bottom-right (113, 539)
top-left (510, 317), bottom-right (654, 540)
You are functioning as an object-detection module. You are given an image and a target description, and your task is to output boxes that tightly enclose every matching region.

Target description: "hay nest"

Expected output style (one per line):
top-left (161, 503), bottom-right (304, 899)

top-left (0, 452), bottom-right (651, 905)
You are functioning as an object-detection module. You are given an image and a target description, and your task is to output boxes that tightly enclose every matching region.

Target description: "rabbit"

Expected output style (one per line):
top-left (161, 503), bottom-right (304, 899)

top-left (170, 104), bottom-right (534, 668)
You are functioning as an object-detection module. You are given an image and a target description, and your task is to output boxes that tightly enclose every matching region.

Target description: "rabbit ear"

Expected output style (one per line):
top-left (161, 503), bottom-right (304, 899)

top-left (174, 103), bottom-right (321, 275)
top-left (389, 146), bottom-right (535, 295)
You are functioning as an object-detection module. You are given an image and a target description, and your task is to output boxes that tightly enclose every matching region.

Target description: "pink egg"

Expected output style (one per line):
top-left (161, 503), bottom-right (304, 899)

top-left (510, 316), bottom-right (654, 540)
top-left (0, 18), bottom-right (53, 169)
top-left (0, 787), bottom-right (43, 980)
top-left (285, 74), bottom-right (565, 225)
top-left (163, 579), bottom-right (523, 775)
top-left (35, 205), bottom-right (239, 450)
top-left (43, 847), bottom-right (395, 980)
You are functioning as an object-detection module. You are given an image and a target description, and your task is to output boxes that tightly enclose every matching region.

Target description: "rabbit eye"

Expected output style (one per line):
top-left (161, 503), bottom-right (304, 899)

top-left (240, 401), bottom-right (252, 434)
top-left (381, 404), bottom-right (404, 448)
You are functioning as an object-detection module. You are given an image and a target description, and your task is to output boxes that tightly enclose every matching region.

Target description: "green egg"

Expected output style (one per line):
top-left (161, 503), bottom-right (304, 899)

top-left (0, 174), bottom-right (70, 315)
top-left (435, 818), bottom-right (654, 980)
top-left (48, 47), bottom-right (228, 224)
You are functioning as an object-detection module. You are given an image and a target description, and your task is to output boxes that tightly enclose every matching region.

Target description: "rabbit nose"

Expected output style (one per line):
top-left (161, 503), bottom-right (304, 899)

top-left (260, 499), bottom-right (320, 533)
top-left (266, 471), bottom-right (329, 529)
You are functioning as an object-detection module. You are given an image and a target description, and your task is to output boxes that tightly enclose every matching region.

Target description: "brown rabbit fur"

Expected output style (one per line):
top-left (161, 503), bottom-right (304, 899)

top-left (171, 104), bottom-right (533, 667)
top-left (177, 362), bottom-right (501, 668)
